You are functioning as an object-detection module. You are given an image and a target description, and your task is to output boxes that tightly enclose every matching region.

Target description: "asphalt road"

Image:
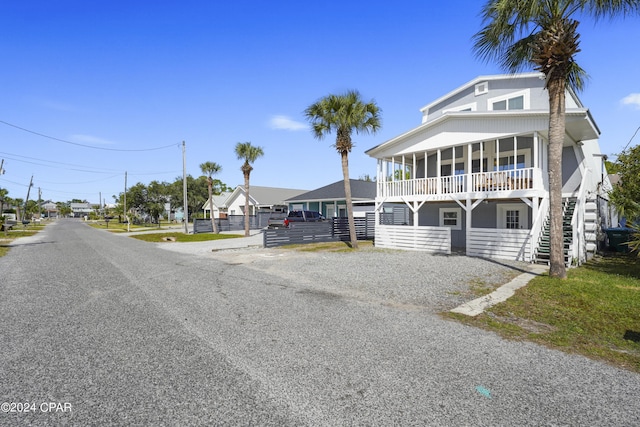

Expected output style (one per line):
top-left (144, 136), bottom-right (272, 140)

top-left (1, 219), bottom-right (639, 426)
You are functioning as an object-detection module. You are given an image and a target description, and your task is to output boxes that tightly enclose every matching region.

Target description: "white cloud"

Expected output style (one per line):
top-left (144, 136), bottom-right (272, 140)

top-left (621, 93), bottom-right (640, 109)
top-left (268, 115), bottom-right (306, 131)
top-left (70, 134), bottom-right (114, 145)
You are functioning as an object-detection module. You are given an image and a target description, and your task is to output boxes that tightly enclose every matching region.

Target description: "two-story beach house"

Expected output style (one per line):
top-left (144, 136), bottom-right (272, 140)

top-left (366, 73), bottom-right (613, 265)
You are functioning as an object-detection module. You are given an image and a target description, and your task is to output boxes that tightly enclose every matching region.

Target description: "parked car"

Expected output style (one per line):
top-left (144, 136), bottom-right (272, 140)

top-left (267, 210), bottom-right (325, 229)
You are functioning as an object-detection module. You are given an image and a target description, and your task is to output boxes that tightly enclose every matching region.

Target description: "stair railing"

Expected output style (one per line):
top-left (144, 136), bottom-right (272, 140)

top-left (531, 195), bottom-right (549, 263)
top-left (568, 168), bottom-right (591, 266)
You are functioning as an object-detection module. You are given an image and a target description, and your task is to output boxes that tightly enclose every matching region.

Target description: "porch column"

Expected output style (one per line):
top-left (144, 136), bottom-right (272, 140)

top-left (480, 142), bottom-right (484, 173)
top-left (467, 143), bottom-right (472, 191)
top-left (496, 138), bottom-right (500, 170)
top-left (424, 150), bottom-right (428, 180)
top-left (513, 136), bottom-right (518, 171)
top-left (533, 132), bottom-right (540, 188)
top-left (391, 157), bottom-right (395, 182)
top-left (412, 153), bottom-right (416, 179)
top-left (437, 149), bottom-right (442, 193)
top-left (402, 155), bottom-right (406, 181)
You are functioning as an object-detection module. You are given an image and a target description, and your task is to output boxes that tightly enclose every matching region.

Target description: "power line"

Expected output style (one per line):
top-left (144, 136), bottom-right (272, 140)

top-left (0, 120), bottom-right (180, 152)
top-left (621, 125), bottom-right (640, 152)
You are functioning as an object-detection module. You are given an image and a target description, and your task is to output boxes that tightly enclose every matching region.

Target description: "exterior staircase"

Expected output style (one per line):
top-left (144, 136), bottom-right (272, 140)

top-left (534, 198), bottom-right (576, 266)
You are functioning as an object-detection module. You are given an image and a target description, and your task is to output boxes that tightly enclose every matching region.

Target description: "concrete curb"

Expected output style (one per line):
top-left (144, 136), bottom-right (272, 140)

top-left (450, 264), bottom-right (548, 316)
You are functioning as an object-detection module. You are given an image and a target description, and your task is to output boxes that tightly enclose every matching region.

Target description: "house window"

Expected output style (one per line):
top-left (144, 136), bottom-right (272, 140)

top-left (439, 208), bottom-right (462, 230)
top-left (498, 204), bottom-right (528, 229)
top-left (496, 154), bottom-right (526, 170)
top-left (506, 210), bottom-right (520, 229)
top-left (472, 158), bottom-right (488, 173)
top-left (441, 162), bottom-right (465, 176)
top-left (475, 82), bottom-right (488, 96)
top-left (488, 90), bottom-right (529, 111)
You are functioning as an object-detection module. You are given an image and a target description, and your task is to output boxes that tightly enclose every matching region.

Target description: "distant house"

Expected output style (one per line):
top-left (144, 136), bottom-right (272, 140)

top-left (366, 73), bottom-right (613, 264)
top-left (70, 202), bottom-right (94, 218)
top-left (202, 191), bottom-right (233, 219)
top-left (285, 179), bottom-right (376, 218)
top-left (41, 201), bottom-right (58, 218)
top-left (223, 186), bottom-right (308, 216)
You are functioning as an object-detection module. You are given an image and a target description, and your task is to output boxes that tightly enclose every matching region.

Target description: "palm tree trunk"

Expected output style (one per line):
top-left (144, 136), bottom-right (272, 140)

top-left (243, 173), bottom-right (250, 237)
top-left (341, 151), bottom-right (358, 249)
top-left (207, 181), bottom-right (219, 234)
top-left (547, 77), bottom-right (567, 279)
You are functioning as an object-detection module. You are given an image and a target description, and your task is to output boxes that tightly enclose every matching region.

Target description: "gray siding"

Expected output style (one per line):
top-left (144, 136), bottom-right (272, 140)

top-left (562, 146), bottom-right (582, 192)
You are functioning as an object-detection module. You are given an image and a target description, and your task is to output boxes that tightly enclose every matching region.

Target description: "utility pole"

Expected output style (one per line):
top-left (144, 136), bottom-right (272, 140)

top-left (182, 141), bottom-right (188, 234)
top-left (0, 159), bottom-right (5, 175)
top-left (24, 175), bottom-right (33, 222)
top-left (124, 171), bottom-right (129, 232)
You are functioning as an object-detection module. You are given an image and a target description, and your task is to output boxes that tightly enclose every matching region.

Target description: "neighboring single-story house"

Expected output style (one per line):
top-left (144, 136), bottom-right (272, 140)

top-left (366, 72), bottom-right (614, 265)
top-left (224, 185), bottom-right (308, 216)
top-left (285, 179), bottom-right (376, 218)
top-left (202, 191), bottom-right (233, 219)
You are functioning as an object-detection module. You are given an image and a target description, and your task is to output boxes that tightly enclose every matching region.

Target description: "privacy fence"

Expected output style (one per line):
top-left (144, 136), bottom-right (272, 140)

top-left (264, 214), bottom-right (375, 248)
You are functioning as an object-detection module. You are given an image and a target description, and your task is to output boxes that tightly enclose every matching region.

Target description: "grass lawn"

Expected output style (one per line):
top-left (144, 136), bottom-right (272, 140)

top-left (0, 223), bottom-right (46, 257)
top-left (130, 232), bottom-right (243, 243)
top-left (448, 253), bottom-right (640, 373)
top-left (88, 221), bottom-right (173, 233)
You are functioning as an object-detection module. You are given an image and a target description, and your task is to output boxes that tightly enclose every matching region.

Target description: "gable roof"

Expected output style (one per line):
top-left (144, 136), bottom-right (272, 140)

top-left (226, 185), bottom-right (308, 207)
top-left (202, 191), bottom-right (233, 210)
top-left (286, 179), bottom-right (375, 202)
top-left (366, 73), bottom-right (599, 158)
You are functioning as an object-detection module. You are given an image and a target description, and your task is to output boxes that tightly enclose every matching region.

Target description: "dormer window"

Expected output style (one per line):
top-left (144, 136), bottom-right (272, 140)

top-left (488, 90), bottom-right (529, 111)
top-left (475, 82), bottom-right (488, 96)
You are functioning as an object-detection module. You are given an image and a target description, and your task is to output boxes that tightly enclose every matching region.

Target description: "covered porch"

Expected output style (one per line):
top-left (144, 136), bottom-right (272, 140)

top-left (375, 132), bottom-right (547, 201)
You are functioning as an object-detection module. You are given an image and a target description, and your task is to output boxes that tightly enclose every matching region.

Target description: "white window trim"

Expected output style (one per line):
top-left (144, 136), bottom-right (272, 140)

top-left (443, 102), bottom-right (477, 114)
top-left (439, 207), bottom-right (462, 230)
top-left (497, 203), bottom-right (529, 229)
top-left (487, 89), bottom-right (530, 111)
top-left (475, 82), bottom-right (488, 96)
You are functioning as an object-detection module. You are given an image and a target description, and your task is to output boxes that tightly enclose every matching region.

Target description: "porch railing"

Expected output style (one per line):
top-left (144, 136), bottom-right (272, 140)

top-left (378, 167), bottom-right (537, 198)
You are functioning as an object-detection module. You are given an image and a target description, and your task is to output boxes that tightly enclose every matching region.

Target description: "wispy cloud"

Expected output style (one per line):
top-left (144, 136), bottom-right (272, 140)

top-left (70, 134), bottom-right (115, 145)
top-left (621, 93), bottom-right (640, 109)
top-left (268, 115), bottom-right (306, 131)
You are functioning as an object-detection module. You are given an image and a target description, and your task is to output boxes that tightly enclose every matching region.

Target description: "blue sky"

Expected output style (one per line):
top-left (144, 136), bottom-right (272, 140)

top-left (1, 1), bottom-right (639, 205)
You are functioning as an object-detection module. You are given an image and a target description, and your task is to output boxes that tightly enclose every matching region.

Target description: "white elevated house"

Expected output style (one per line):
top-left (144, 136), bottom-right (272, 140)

top-left (366, 73), bottom-right (613, 264)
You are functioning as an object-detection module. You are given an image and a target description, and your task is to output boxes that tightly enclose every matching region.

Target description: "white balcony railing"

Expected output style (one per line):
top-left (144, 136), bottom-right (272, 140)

top-left (378, 167), bottom-right (537, 198)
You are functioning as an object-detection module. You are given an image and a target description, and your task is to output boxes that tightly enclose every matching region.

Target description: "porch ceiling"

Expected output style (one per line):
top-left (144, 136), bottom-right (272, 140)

top-left (366, 110), bottom-right (599, 159)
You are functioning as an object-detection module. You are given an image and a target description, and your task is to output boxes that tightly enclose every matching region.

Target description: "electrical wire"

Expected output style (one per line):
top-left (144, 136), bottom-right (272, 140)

top-left (0, 120), bottom-right (180, 152)
top-left (621, 125), bottom-right (640, 152)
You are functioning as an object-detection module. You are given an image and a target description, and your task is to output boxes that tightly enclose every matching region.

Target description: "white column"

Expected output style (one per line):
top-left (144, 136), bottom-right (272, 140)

top-left (513, 136), bottom-right (518, 171)
top-left (412, 153), bottom-right (416, 179)
top-left (437, 149), bottom-right (442, 193)
top-left (467, 142), bottom-right (472, 191)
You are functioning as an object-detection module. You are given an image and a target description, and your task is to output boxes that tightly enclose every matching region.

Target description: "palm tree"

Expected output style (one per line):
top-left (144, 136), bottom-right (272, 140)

top-left (200, 161), bottom-right (222, 234)
top-left (304, 90), bottom-right (381, 249)
top-left (235, 142), bottom-right (264, 237)
top-left (473, 0), bottom-right (640, 279)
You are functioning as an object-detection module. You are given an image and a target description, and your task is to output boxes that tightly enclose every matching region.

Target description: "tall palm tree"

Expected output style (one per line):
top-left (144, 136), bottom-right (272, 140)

top-left (200, 161), bottom-right (222, 234)
top-left (473, 0), bottom-right (640, 279)
top-left (235, 142), bottom-right (264, 237)
top-left (304, 90), bottom-right (381, 249)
